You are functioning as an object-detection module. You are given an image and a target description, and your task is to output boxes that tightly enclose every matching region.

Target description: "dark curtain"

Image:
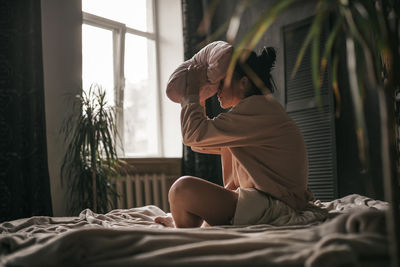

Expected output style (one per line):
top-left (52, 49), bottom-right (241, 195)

top-left (0, 0), bottom-right (52, 222)
top-left (181, 0), bottom-right (224, 185)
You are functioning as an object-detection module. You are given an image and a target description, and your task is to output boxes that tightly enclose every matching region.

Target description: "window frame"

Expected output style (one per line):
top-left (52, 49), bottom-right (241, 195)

top-left (82, 0), bottom-right (164, 157)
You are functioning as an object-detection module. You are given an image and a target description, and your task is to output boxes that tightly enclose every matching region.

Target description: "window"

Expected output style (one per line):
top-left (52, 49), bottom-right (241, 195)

top-left (82, 0), bottom-right (183, 158)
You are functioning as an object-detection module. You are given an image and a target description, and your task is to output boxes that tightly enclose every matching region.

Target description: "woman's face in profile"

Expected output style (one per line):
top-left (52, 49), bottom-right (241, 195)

top-left (217, 77), bottom-right (245, 109)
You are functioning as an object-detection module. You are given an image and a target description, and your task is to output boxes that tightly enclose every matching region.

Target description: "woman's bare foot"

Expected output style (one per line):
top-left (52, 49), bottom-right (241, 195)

top-left (201, 221), bottom-right (210, 228)
top-left (154, 215), bottom-right (176, 228)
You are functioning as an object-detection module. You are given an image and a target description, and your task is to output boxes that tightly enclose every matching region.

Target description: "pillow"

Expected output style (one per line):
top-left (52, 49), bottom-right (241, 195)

top-left (166, 41), bottom-right (233, 103)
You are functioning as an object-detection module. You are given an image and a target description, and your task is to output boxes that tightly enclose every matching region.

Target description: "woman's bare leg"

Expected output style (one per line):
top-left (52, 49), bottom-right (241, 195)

top-left (167, 176), bottom-right (238, 228)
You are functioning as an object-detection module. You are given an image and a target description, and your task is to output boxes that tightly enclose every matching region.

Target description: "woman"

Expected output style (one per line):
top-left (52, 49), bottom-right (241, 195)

top-left (157, 47), bottom-right (318, 228)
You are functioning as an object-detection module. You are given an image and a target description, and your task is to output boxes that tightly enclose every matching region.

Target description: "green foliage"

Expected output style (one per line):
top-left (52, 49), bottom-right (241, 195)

top-left (61, 84), bottom-right (125, 214)
top-left (221, 0), bottom-right (399, 168)
top-left (225, 0), bottom-right (296, 85)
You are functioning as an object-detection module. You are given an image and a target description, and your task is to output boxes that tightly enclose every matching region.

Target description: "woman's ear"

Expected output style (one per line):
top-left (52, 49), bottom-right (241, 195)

top-left (239, 76), bottom-right (251, 91)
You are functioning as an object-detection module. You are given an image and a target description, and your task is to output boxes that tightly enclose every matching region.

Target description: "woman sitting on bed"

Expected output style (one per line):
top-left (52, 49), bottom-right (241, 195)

top-left (156, 47), bottom-right (317, 228)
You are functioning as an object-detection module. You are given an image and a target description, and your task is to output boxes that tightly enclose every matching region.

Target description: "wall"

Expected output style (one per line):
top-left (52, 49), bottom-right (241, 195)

top-left (157, 0), bottom-right (184, 157)
top-left (41, 0), bottom-right (82, 216)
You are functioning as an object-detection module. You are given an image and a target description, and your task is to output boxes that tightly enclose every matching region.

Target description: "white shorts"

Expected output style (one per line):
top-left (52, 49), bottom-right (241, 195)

top-left (232, 188), bottom-right (327, 226)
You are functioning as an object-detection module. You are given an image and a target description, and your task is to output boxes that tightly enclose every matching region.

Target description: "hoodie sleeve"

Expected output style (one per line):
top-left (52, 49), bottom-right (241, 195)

top-left (190, 146), bottom-right (221, 155)
top-left (180, 95), bottom-right (269, 149)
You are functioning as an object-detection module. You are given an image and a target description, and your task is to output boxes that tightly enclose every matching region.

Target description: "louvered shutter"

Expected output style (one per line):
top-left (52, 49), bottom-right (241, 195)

top-left (283, 19), bottom-right (337, 201)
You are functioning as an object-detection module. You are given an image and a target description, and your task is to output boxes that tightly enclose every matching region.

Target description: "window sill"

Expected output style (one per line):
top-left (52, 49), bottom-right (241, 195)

top-left (120, 157), bottom-right (181, 176)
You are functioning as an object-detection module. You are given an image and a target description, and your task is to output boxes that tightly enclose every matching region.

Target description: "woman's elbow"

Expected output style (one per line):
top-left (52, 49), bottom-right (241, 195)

top-left (181, 129), bottom-right (202, 146)
top-left (182, 134), bottom-right (196, 146)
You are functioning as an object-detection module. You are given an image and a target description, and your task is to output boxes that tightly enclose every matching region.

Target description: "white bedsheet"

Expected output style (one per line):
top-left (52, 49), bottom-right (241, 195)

top-left (0, 194), bottom-right (390, 267)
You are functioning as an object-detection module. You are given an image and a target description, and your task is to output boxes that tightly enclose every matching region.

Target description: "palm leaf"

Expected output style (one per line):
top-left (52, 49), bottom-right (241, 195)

top-left (197, 0), bottom-right (220, 36)
top-left (226, 0), bottom-right (253, 43)
top-left (345, 36), bottom-right (368, 168)
top-left (61, 83), bottom-right (122, 214)
top-left (245, 0), bottom-right (295, 54)
top-left (225, 0), bottom-right (295, 85)
top-left (331, 54), bottom-right (341, 118)
top-left (290, 22), bottom-right (315, 79)
top-left (320, 16), bottom-right (344, 76)
top-left (312, 31), bottom-right (322, 108)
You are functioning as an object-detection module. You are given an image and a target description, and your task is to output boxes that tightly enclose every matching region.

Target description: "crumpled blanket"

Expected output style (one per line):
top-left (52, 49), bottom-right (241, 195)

top-left (0, 194), bottom-right (390, 267)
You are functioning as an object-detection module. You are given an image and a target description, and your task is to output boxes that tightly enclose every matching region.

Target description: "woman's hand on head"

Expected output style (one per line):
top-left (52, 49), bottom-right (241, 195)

top-left (186, 64), bottom-right (208, 96)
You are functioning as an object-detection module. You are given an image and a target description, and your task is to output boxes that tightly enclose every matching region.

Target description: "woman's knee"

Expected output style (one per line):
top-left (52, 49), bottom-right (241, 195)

top-left (168, 176), bottom-right (199, 205)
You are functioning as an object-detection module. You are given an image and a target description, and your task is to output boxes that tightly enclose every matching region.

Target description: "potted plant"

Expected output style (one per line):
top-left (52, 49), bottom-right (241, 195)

top-left (61, 84), bottom-right (126, 214)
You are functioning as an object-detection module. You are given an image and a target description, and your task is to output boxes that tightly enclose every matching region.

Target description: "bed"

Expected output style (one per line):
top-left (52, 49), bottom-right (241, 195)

top-left (0, 194), bottom-right (390, 266)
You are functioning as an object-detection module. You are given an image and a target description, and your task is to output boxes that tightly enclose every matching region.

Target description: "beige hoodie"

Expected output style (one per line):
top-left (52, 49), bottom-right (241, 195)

top-left (180, 94), bottom-right (314, 210)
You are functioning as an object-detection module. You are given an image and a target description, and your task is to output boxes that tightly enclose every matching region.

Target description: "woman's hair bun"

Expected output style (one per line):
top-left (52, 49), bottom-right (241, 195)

top-left (258, 46), bottom-right (276, 71)
top-left (233, 46), bottom-right (277, 94)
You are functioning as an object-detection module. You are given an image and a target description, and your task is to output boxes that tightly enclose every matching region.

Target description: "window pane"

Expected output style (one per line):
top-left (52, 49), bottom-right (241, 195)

top-left (82, 24), bottom-right (114, 106)
top-left (82, 0), bottom-right (153, 32)
top-left (124, 34), bottom-right (158, 156)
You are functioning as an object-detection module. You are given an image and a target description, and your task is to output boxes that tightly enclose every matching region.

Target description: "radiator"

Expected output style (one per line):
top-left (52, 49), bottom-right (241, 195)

top-left (110, 174), bottom-right (175, 212)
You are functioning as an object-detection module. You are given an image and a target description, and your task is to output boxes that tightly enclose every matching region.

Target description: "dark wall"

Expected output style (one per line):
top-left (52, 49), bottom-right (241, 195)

top-left (335, 50), bottom-right (384, 199)
top-left (208, 0), bottom-right (384, 200)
